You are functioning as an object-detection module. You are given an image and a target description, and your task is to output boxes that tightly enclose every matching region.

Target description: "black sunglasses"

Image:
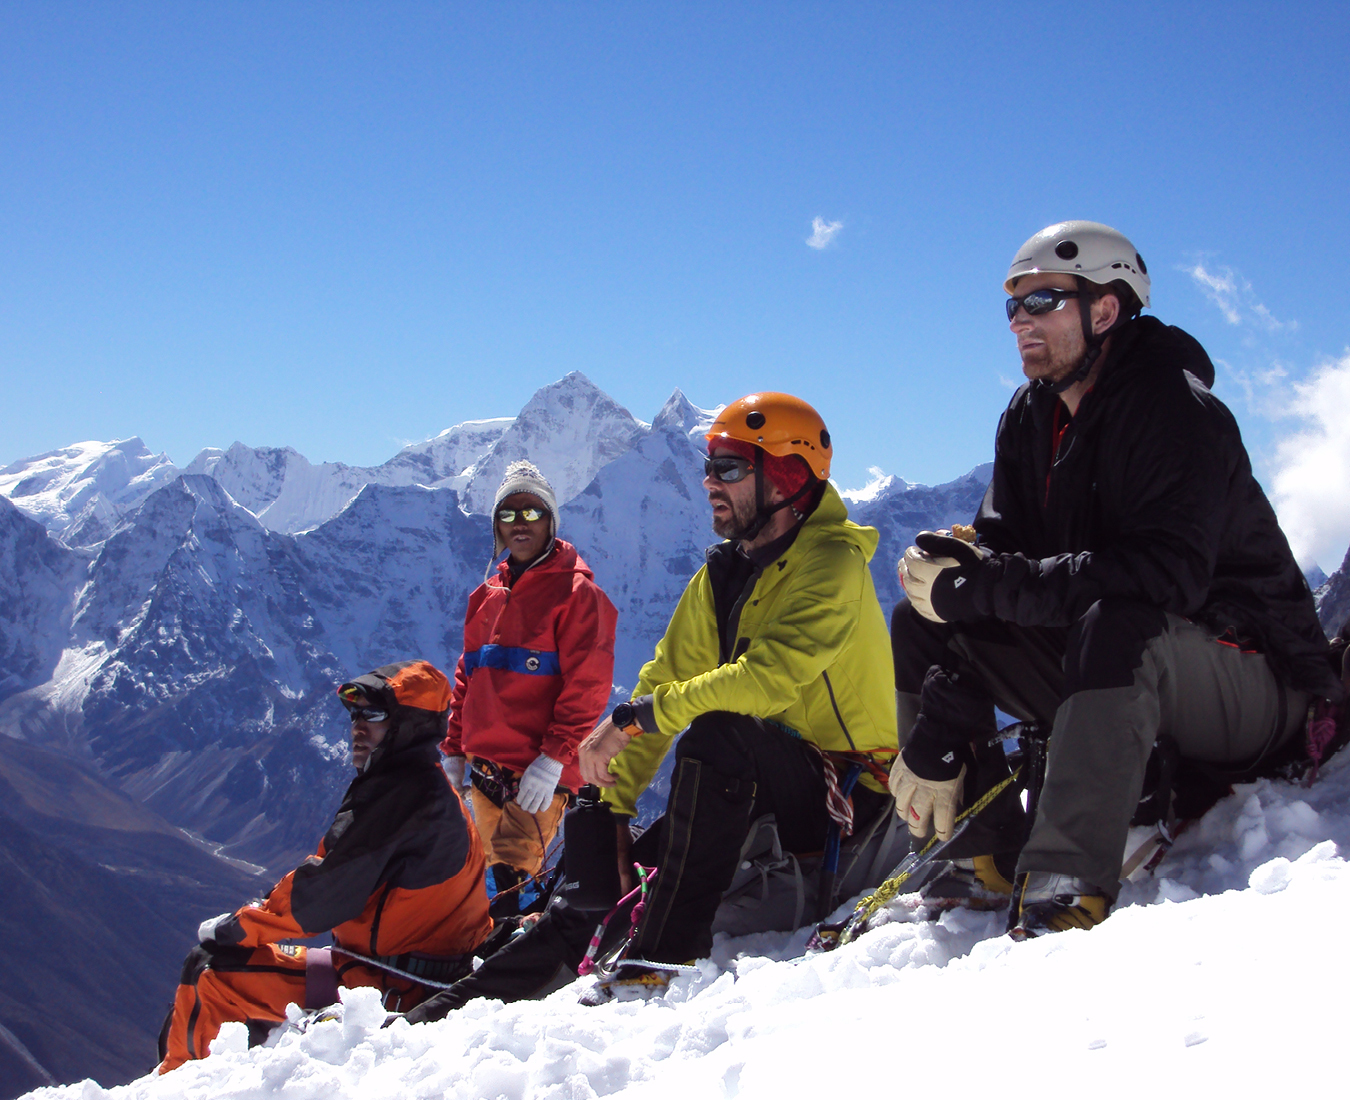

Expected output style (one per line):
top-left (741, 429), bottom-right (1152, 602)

top-left (347, 706), bottom-right (389, 723)
top-left (704, 456), bottom-right (755, 484)
top-left (1006, 288), bottom-right (1079, 321)
top-left (496, 507), bottom-right (546, 523)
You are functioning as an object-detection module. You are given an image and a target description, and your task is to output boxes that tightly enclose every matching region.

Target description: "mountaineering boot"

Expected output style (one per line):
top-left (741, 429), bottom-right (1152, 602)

top-left (578, 963), bottom-right (682, 1006)
top-left (917, 853), bottom-right (1016, 913)
top-left (1009, 872), bottom-right (1110, 939)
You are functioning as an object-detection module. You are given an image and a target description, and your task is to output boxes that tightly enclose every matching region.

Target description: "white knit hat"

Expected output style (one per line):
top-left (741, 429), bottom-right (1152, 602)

top-left (488, 460), bottom-right (559, 577)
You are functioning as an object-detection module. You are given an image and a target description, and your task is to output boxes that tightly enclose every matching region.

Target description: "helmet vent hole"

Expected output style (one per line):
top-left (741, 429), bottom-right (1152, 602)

top-left (745, 411), bottom-right (766, 430)
top-left (1136, 253), bottom-right (1147, 274)
top-left (820, 428), bottom-right (831, 449)
top-left (1055, 241), bottom-right (1079, 260)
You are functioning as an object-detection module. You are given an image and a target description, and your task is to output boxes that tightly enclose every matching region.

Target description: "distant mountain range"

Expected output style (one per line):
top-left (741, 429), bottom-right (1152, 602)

top-left (0, 370), bottom-right (1342, 1094)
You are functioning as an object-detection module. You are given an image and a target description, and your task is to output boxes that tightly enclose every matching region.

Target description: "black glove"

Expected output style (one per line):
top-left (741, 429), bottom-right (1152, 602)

top-left (900, 665), bottom-right (994, 781)
top-left (913, 531), bottom-right (992, 623)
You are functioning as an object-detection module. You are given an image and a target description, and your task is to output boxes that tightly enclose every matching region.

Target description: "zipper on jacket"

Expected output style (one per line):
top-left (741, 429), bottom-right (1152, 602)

top-left (821, 671), bottom-right (858, 751)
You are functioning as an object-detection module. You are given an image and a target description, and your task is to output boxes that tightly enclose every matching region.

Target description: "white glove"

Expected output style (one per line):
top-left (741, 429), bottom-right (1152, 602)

top-left (898, 543), bottom-right (961, 623)
top-left (889, 758), bottom-right (966, 841)
top-left (197, 912), bottom-right (234, 944)
top-left (515, 754), bottom-right (564, 814)
top-left (442, 755), bottom-right (466, 789)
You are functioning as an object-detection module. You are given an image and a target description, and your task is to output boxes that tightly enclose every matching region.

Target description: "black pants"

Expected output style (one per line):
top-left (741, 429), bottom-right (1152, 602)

top-left (628, 711), bottom-right (846, 962)
top-left (404, 712), bottom-right (885, 1020)
top-left (892, 597), bottom-right (1307, 897)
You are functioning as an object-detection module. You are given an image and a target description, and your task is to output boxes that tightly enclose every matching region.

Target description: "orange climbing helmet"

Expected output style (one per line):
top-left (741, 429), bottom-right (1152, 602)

top-left (706, 392), bottom-right (832, 480)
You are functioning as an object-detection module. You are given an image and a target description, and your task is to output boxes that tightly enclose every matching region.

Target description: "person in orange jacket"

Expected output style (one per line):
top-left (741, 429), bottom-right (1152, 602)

top-left (441, 461), bottom-right (618, 915)
top-left (157, 660), bottom-right (492, 1073)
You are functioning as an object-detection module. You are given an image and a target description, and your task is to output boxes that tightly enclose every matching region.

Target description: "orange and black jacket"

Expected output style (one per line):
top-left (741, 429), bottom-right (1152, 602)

top-left (210, 661), bottom-right (493, 961)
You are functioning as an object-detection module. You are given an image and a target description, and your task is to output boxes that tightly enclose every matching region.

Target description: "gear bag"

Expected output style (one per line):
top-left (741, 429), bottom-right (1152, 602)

top-left (711, 799), bottom-right (908, 937)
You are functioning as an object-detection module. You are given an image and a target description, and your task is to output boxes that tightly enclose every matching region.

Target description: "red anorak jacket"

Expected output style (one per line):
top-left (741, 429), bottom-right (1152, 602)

top-left (443, 539), bottom-right (617, 790)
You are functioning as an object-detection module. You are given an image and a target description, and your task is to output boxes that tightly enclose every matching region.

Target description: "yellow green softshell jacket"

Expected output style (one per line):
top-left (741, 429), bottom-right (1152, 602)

top-left (602, 484), bottom-right (899, 817)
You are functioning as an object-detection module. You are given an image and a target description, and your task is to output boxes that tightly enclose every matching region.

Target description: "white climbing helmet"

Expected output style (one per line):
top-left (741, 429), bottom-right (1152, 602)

top-left (1005, 221), bottom-right (1150, 309)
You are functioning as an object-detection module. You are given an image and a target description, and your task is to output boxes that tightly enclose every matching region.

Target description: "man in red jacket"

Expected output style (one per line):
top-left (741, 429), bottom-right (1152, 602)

top-left (158, 660), bottom-right (493, 1072)
top-left (442, 461), bottom-right (618, 915)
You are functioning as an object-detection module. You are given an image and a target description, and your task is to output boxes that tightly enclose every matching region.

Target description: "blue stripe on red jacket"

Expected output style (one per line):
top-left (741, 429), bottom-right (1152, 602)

top-left (462, 644), bottom-right (562, 677)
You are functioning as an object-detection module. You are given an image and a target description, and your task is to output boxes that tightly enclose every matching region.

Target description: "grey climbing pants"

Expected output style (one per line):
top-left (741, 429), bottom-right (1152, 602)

top-left (892, 597), bottom-right (1308, 897)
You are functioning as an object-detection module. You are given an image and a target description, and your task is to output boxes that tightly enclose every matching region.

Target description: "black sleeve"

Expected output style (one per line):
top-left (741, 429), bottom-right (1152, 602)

top-left (289, 772), bottom-right (472, 934)
top-left (955, 389), bottom-right (1229, 628)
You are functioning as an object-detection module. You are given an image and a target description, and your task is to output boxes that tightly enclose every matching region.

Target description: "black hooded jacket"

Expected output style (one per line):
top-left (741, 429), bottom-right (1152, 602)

top-left (214, 661), bottom-right (493, 959)
top-left (968, 316), bottom-right (1340, 700)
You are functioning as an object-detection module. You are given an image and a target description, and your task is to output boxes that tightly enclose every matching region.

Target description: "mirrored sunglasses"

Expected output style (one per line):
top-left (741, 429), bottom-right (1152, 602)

top-left (347, 706), bottom-right (389, 723)
top-left (1005, 287), bottom-right (1079, 321)
top-left (496, 507), bottom-right (546, 523)
top-left (704, 456), bottom-right (755, 484)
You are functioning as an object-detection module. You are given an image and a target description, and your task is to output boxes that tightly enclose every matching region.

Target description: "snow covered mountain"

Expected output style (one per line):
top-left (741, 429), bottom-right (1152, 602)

top-left (0, 438), bottom-right (179, 547)
top-left (0, 497), bottom-right (82, 704)
top-left (181, 417), bottom-right (513, 535)
top-left (457, 371), bottom-right (648, 515)
top-left (1316, 542), bottom-right (1350, 639)
top-left (0, 371), bottom-right (997, 878)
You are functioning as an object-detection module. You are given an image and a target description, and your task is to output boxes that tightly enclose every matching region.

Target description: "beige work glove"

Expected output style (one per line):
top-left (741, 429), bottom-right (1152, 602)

top-left (898, 543), bottom-right (961, 623)
top-left (889, 756), bottom-right (966, 841)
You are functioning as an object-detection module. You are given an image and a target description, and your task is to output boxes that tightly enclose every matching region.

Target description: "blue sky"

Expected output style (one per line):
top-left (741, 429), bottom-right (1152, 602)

top-left (3, 2), bottom-right (1349, 566)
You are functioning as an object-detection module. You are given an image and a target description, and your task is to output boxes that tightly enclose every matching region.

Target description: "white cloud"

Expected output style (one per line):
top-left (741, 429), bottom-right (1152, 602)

top-left (806, 216), bottom-right (843, 250)
top-left (1270, 350), bottom-right (1350, 569)
top-left (1184, 263), bottom-right (1296, 332)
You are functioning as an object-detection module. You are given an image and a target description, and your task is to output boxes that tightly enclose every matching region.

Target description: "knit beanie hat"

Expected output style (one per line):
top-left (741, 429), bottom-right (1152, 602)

top-left (489, 460), bottom-right (560, 577)
top-left (713, 438), bottom-right (813, 501)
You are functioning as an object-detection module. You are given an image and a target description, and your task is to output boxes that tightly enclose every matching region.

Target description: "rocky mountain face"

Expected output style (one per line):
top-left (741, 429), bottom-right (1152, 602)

top-left (0, 737), bottom-right (265, 1100)
top-left (1316, 543), bottom-right (1350, 640)
top-left (0, 498), bottom-right (83, 705)
top-left (457, 372), bottom-right (649, 515)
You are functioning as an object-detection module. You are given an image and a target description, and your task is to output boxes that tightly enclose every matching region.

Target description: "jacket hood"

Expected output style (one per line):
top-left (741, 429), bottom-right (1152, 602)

top-left (338, 659), bottom-right (453, 773)
top-left (800, 482), bottom-right (880, 562)
top-left (1102, 316), bottom-right (1216, 390)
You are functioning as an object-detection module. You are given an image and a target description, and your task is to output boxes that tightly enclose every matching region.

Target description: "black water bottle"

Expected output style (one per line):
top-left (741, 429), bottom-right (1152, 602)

top-left (559, 784), bottom-right (622, 912)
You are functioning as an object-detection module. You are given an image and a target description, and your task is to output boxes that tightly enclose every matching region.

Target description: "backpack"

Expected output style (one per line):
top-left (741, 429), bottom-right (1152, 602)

top-left (712, 800), bottom-right (909, 937)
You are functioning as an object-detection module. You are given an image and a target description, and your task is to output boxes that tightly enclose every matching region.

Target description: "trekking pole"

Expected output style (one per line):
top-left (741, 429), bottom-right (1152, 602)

top-left (810, 765), bottom-right (1023, 951)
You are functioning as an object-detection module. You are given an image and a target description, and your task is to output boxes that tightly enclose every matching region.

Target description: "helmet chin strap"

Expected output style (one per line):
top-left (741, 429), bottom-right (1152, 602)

top-left (730, 450), bottom-right (815, 542)
top-left (1038, 275), bottom-right (1129, 396)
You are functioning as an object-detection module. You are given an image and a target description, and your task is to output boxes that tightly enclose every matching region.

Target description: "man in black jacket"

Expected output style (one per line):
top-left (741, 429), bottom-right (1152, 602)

top-left (158, 660), bottom-right (492, 1071)
top-left (889, 221), bottom-right (1343, 937)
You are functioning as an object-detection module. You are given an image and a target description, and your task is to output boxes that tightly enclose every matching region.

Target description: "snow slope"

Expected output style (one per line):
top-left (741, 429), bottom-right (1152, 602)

top-left (28, 750), bottom-right (1350, 1100)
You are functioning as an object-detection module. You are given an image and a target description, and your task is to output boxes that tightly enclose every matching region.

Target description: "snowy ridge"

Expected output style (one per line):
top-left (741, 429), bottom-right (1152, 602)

top-left (0, 438), bottom-right (179, 546)
top-left (182, 418), bottom-right (515, 536)
top-left (33, 755), bottom-right (1350, 1099)
top-left (459, 372), bottom-right (648, 514)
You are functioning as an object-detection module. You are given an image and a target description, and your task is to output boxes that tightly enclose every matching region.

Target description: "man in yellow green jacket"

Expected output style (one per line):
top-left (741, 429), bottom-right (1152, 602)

top-left (579, 391), bottom-right (897, 973)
